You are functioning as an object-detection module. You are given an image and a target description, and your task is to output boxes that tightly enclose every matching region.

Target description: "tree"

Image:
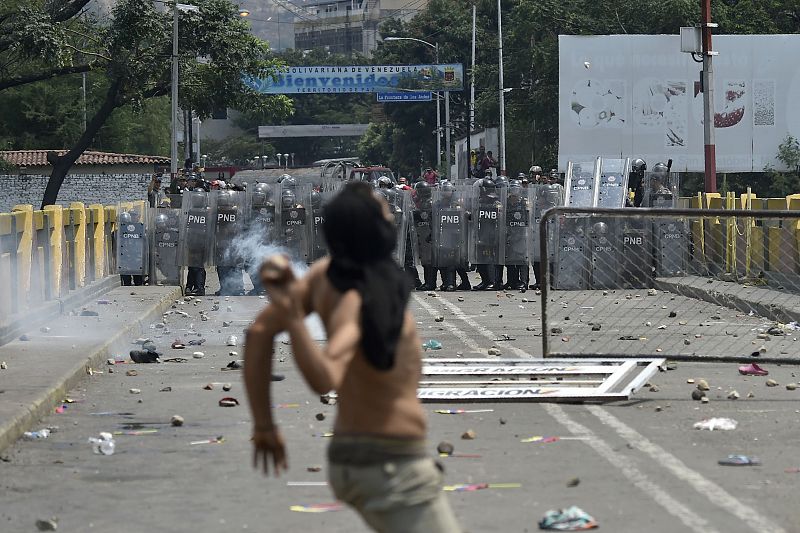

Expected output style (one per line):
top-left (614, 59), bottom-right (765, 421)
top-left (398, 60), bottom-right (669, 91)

top-left (33, 0), bottom-right (291, 207)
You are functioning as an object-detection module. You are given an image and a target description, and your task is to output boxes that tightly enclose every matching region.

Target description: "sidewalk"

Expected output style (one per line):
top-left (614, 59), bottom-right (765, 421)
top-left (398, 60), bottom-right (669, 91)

top-left (656, 275), bottom-right (800, 324)
top-left (0, 285), bottom-right (181, 453)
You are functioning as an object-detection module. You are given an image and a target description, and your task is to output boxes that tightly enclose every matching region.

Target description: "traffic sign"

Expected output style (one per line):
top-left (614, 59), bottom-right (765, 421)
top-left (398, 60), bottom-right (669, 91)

top-left (377, 92), bottom-right (433, 102)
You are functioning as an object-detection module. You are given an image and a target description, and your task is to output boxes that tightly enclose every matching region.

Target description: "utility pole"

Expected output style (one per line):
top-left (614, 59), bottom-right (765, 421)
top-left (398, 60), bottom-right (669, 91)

top-left (497, 0), bottom-right (507, 176)
top-left (701, 0), bottom-right (717, 193)
top-left (435, 43), bottom-right (441, 172)
top-left (445, 91), bottom-right (451, 178)
top-left (467, 2), bottom-right (476, 179)
top-left (171, 4), bottom-right (179, 177)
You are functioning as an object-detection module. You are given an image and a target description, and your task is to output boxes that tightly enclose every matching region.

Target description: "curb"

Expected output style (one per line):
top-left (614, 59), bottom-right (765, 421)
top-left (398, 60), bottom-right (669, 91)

top-left (0, 276), bottom-right (121, 346)
top-left (0, 286), bottom-right (182, 455)
top-left (655, 276), bottom-right (800, 324)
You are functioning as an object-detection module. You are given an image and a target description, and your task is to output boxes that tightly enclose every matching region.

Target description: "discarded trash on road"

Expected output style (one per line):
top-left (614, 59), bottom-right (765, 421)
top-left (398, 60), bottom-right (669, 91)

top-left (739, 363), bottom-right (769, 376)
top-left (538, 505), bottom-right (599, 531)
top-left (23, 429), bottom-right (51, 440)
top-left (443, 483), bottom-right (521, 492)
top-left (218, 397), bottom-right (239, 407)
top-left (289, 503), bottom-right (344, 513)
top-left (434, 409), bottom-right (495, 415)
top-left (693, 418), bottom-right (738, 431)
top-left (422, 340), bottom-right (443, 351)
top-left (130, 350), bottom-right (160, 363)
top-left (189, 436), bottom-right (225, 445)
top-left (88, 432), bottom-right (116, 455)
top-left (718, 455), bottom-right (761, 466)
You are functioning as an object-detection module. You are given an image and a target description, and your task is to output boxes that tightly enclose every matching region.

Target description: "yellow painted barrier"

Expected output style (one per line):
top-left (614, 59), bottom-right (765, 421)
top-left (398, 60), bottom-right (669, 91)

top-left (89, 204), bottom-right (106, 280)
top-left (69, 202), bottom-right (87, 288)
top-left (11, 205), bottom-right (33, 309)
top-left (43, 205), bottom-right (64, 297)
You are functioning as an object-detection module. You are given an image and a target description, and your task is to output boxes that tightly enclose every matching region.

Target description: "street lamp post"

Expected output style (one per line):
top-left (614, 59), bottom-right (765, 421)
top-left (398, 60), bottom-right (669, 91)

top-left (496, 0), bottom-right (507, 176)
top-left (383, 36), bottom-right (446, 176)
top-left (171, 3), bottom-right (199, 178)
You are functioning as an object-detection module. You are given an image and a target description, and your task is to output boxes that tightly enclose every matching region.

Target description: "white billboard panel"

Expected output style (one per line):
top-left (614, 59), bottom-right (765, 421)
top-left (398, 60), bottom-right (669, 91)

top-left (559, 35), bottom-right (800, 172)
top-left (258, 124), bottom-right (369, 138)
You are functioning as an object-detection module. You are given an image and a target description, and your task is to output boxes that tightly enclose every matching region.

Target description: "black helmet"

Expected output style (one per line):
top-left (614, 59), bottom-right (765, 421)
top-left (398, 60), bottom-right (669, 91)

top-left (155, 213), bottom-right (169, 229)
top-left (631, 158), bottom-right (647, 173)
top-left (652, 162), bottom-right (669, 178)
top-left (280, 174), bottom-right (297, 189)
top-left (118, 211), bottom-right (132, 225)
top-left (508, 180), bottom-right (523, 195)
top-left (517, 172), bottom-right (527, 180)
top-left (216, 190), bottom-right (235, 207)
top-left (281, 189), bottom-right (296, 209)
top-left (377, 176), bottom-right (392, 189)
top-left (310, 190), bottom-right (322, 209)
top-left (495, 175), bottom-right (508, 188)
top-left (414, 180), bottom-right (432, 198)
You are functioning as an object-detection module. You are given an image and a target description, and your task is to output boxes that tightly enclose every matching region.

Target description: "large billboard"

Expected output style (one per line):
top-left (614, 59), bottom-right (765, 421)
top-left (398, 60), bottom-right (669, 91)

top-left (559, 35), bottom-right (800, 172)
top-left (246, 64), bottom-right (464, 94)
top-left (257, 124), bottom-right (369, 138)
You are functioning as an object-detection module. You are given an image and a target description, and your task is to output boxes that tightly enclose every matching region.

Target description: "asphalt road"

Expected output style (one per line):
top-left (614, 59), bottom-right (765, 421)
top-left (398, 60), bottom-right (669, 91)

top-left (1, 276), bottom-right (799, 533)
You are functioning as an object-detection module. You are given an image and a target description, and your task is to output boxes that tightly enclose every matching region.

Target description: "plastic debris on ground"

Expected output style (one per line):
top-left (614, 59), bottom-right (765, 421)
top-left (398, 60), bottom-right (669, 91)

top-left (189, 436), bottom-right (225, 445)
top-left (88, 432), bottom-right (116, 455)
top-left (289, 503), bottom-right (344, 513)
top-left (693, 418), bottom-right (738, 431)
top-left (738, 363), bottom-right (769, 376)
top-left (434, 409), bottom-right (495, 415)
top-left (718, 454), bottom-right (761, 466)
top-left (539, 506), bottom-right (599, 531)
top-left (23, 429), bottom-right (51, 440)
top-left (443, 483), bottom-right (521, 492)
top-left (422, 340), bottom-right (442, 351)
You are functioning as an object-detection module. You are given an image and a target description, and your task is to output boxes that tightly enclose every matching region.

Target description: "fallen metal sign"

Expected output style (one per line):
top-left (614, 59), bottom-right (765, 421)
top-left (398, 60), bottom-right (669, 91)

top-left (418, 358), bottom-right (664, 402)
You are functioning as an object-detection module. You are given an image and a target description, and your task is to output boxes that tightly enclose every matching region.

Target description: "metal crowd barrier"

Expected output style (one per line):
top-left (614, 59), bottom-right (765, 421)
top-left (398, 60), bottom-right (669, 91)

top-left (0, 201), bottom-right (141, 329)
top-left (539, 207), bottom-right (800, 363)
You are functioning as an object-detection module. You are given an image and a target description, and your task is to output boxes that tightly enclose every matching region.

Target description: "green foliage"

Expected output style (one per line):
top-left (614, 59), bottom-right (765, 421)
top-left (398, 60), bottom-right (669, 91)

top-left (202, 135), bottom-right (274, 166)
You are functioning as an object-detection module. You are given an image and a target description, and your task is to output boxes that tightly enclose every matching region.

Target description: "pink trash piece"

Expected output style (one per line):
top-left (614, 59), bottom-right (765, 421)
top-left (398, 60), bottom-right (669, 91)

top-left (738, 363), bottom-right (768, 376)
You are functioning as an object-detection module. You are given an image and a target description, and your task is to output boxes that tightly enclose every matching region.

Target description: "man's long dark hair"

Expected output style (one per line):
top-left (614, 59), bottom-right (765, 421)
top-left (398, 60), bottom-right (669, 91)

top-left (323, 182), bottom-right (412, 371)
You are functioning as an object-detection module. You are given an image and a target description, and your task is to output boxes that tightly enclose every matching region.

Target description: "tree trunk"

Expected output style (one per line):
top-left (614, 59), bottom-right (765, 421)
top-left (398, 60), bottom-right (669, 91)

top-left (41, 80), bottom-right (121, 208)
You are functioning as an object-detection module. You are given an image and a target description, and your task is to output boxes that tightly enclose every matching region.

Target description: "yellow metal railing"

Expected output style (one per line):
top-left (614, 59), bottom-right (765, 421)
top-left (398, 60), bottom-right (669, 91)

top-left (0, 201), bottom-right (145, 326)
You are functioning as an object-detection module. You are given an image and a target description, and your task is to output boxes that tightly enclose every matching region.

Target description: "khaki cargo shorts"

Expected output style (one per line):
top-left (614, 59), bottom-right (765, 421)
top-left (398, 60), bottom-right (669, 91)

top-left (329, 456), bottom-right (461, 533)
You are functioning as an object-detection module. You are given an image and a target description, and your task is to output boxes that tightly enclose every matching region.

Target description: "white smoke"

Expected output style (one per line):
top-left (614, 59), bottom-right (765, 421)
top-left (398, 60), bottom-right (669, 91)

top-left (226, 223), bottom-right (309, 278)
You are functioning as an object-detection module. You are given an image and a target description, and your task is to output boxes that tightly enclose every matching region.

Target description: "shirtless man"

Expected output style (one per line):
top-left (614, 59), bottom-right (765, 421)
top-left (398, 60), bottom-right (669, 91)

top-left (244, 182), bottom-right (461, 533)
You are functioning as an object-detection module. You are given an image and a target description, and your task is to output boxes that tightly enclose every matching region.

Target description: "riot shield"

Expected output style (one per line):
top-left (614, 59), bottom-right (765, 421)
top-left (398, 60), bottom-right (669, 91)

top-left (150, 194), bottom-right (181, 285)
top-left (531, 184), bottom-right (564, 263)
top-left (392, 189), bottom-right (411, 265)
top-left (553, 215), bottom-right (589, 290)
top-left (588, 218), bottom-right (622, 288)
top-left (564, 159), bottom-right (600, 207)
top-left (310, 188), bottom-right (341, 262)
top-left (245, 182), bottom-right (279, 249)
top-left (179, 190), bottom-right (212, 268)
top-left (432, 186), bottom-right (470, 268)
top-left (116, 202), bottom-right (149, 276)
top-left (469, 187), bottom-right (504, 266)
top-left (277, 184), bottom-right (312, 263)
top-left (597, 158), bottom-right (630, 208)
top-left (501, 186), bottom-right (532, 265)
top-left (412, 195), bottom-right (434, 267)
top-left (641, 172), bottom-right (679, 208)
top-left (210, 190), bottom-right (246, 267)
top-left (621, 218), bottom-right (654, 288)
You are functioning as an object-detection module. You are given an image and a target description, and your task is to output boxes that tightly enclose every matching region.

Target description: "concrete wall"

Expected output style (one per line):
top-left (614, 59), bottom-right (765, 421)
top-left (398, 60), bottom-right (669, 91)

top-left (0, 173), bottom-right (150, 211)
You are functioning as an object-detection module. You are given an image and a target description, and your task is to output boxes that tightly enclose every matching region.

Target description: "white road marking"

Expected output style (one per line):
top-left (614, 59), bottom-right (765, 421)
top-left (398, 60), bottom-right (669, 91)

top-left (413, 292), bottom-right (786, 533)
top-left (587, 405), bottom-right (787, 533)
top-left (412, 295), bottom-right (482, 352)
top-left (544, 403), bottom-right (719, 533)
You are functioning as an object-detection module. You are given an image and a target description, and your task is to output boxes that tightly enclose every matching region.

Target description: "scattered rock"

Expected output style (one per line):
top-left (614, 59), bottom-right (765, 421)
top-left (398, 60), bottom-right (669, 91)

top-left (668, 311), bottom-right (677, 318)
top-left (19, 334), bottom-right (30, 341)
top-left (129, 388), bottom-right (141, 395)
top-left (691, 389), bottom-right (706, 401)
top-left (437, 441), bottom-right (454, 455)
top-left (647, 288), bottom-right (658, 296)
top-left (487, 348), bottom-right (502, 356)
top-left (192, 351), bottom-right (205, 359)
top-left (228, 351), bottom-right (239, 357)
top-left (461, 429), bottom-right (476, 440)
top-left (80, 310), bottom-right (99, 317)
top-left (315, 413), bottom-right (326, 421)
top-left (35, 518), bottom-right (58, 531)
top-left (40, 326), bottom-right (50, 333)
top-left (526, 325), bottom-right (536, 331)
top-left (171, 415), bottom-right (184, 427)
top-left (686, 378), bottom-right (695, 384)
top-left (550, 327), bottom-right (563, 334)
top-left (106, 358), bottom-right (116, 366)
top-left (0, 361), bottom-right (7, 370)
top-left (655, 406), bottom-right (663, 412)
top-left (160, 387), bottom-right (172, 392)
top-left (766, 379), bottom-right (779, 387)
top-left (683, 339), bottom-right (691, 346)
top-left (591, 324), bottom-right (601, 331)
top-left (125, 370), bottom-right (138, 377)
top-left (222, 383), bottom-right (232, 392)
top-left (307, 466), bottom-right (322, 473)
top-left (747, 391), bottom-right (755, 398)
top-left (700, 396), bottom-right (710, 404)
top-left (457, 297), bottom-right (465, 302)
top-left (566, 477), bottom-right (580, 488)
top-left (321, 392), bottom-right (338, 405)
top-left (222, 321), bottom-right (232, 327)
top-left (203, 383), bottom-right (214, 390)
top-left (727, 390), bottom-right (740, 400)
top-left (499, 418), bottom-right (507, 425)
top-left (434, 316), bottom-right (444, 323)
top-left (786, 383), bottom-right (798, 391)
top-left (696, 379), bottom-right (710, 391)
top-left (649, 385), bottom-right (660, 392)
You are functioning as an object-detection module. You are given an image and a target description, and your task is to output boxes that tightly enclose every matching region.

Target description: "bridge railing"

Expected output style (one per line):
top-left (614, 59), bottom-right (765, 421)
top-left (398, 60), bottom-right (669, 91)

top-left (0, 201), bottom-right (144, 330)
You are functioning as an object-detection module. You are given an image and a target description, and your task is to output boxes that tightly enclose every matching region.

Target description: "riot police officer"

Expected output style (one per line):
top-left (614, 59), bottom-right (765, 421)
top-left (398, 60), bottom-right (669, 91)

top-left (630, 158), bottom-right (647, 207)
top-left (471, 177), bottom-right (503, 290)
top-left (117, 210), bottom-right (146, 286)
top-left (432, 180), bottom-right (469, 291)
top-left (412, 181), bottom-right (436, 290)
top-left (245, 182), bottom-right (277, 295)
top-left (503, 180), bottom-right (531, 290)
top-left (213, 189), bottom-right (245, 296)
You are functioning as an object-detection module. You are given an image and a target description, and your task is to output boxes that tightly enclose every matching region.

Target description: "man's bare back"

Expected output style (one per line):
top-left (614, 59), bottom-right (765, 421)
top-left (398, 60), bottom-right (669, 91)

top-left (306, 258), bottom-right (427, 439)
